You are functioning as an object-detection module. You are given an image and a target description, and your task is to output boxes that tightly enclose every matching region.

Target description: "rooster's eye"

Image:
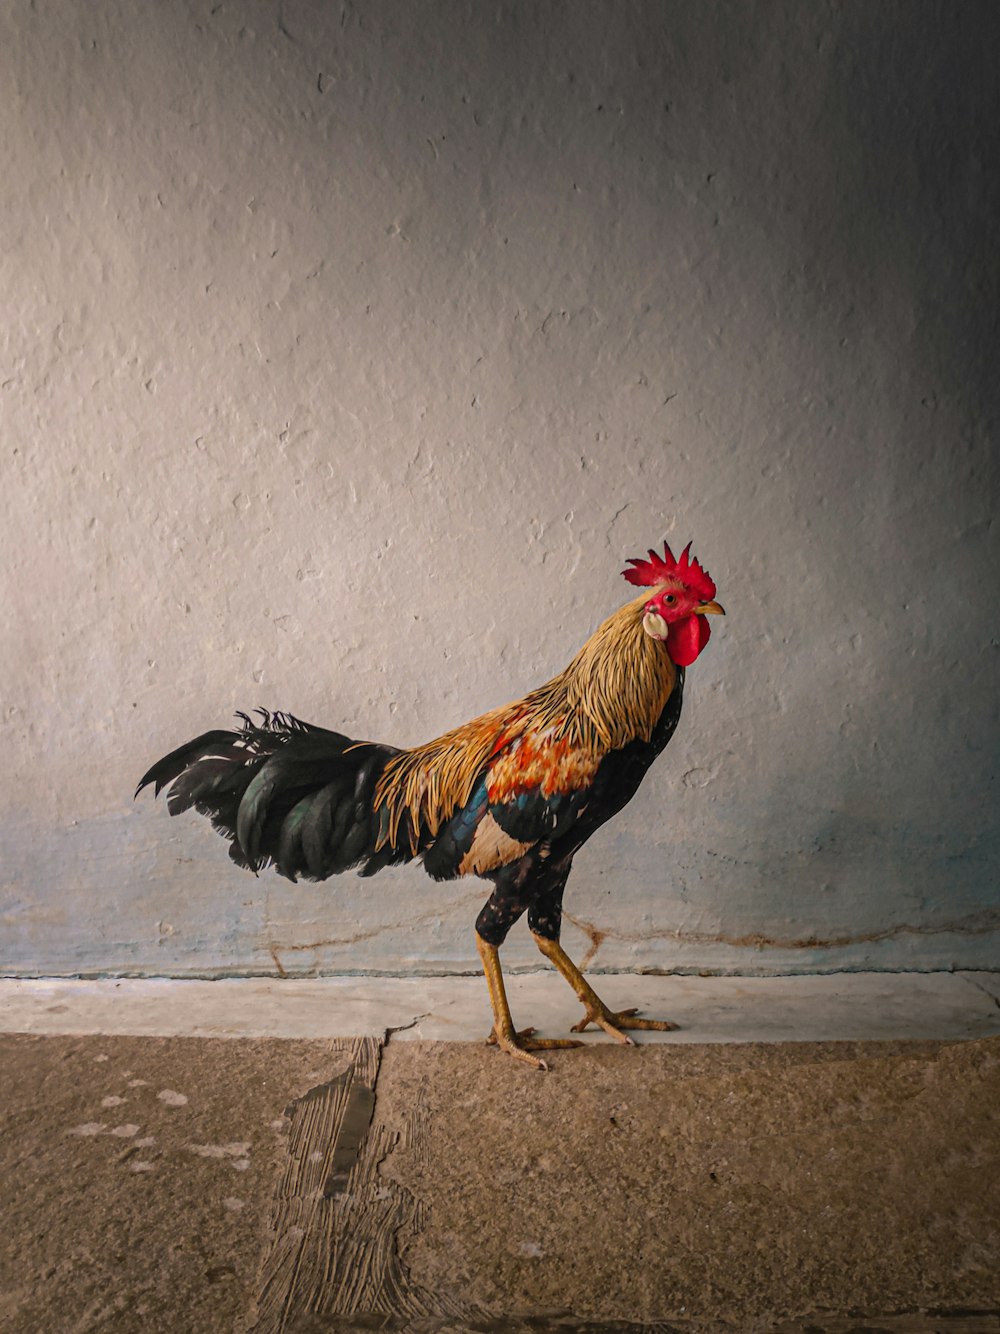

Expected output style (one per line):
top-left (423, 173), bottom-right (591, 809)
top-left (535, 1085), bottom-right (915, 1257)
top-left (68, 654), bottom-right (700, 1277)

top-left (664, 595), bottom-right (676, 605)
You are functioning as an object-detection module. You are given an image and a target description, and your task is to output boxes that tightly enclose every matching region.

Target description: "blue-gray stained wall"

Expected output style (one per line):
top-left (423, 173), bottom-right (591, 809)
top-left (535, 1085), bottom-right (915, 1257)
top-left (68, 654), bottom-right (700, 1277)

top-left (2, 0), bottom-right (997, 979)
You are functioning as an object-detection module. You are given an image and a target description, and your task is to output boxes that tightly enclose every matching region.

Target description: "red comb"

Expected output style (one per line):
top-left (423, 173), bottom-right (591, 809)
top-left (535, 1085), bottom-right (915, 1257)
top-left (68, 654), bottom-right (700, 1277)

top-left (622, 540), bottom-right (717, 601)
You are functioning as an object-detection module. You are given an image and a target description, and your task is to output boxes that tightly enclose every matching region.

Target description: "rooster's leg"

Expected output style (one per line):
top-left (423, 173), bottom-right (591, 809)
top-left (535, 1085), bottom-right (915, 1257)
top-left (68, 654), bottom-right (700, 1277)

top-left (531, 932), bottom-right (679, 1043)
top-left (475, 933), bottom-right (582, 1070)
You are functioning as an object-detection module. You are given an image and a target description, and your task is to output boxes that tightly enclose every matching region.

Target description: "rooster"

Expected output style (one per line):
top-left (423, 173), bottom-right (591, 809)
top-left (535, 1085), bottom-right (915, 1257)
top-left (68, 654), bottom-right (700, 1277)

top-left (137, 541), bottom-right (724, 1067)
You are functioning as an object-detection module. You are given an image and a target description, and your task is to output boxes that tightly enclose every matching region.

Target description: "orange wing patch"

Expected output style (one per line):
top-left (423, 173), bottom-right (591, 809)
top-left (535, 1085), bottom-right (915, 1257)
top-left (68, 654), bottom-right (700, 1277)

top-left (486, 729), bottom-right (601, 804)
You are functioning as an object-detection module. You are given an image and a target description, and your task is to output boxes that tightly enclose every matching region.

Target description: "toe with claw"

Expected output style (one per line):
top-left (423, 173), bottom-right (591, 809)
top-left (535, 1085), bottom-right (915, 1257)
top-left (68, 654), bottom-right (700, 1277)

top-left (486, 1025), bottom-right (583, 1070)
top-left (571, 1003), bottom-right (679, 1043)
top-left (476, 933), bottom-right (585, 1069)
top-left (530, 931), bottom-right (680, 1046)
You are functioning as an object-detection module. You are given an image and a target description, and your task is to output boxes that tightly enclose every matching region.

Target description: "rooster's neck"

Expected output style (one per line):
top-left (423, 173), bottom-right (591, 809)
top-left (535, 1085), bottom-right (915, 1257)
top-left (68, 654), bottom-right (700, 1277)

top-left (555, 593), bottom-right (678, 752)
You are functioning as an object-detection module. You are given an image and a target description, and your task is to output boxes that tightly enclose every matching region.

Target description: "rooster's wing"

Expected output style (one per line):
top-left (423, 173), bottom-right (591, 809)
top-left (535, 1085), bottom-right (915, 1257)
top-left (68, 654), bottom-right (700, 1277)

top-left (422, 666), bottom-right (686, 882)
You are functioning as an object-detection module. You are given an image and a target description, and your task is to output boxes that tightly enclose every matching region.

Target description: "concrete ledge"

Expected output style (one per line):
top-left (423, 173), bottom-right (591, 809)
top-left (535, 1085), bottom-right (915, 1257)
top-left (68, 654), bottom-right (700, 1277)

top-left (2, 971), bottom-right (998, 1043)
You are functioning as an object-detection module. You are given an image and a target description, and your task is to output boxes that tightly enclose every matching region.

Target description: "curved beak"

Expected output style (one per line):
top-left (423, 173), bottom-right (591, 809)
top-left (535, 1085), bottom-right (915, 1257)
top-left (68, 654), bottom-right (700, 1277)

top-left (696, 600), bottom-right (726, 616)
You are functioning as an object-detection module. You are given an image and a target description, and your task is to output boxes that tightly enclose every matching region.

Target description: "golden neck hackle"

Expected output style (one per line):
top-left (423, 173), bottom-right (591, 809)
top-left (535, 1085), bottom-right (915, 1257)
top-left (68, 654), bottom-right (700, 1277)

top-left (374, 591), bottom-right (676, 851)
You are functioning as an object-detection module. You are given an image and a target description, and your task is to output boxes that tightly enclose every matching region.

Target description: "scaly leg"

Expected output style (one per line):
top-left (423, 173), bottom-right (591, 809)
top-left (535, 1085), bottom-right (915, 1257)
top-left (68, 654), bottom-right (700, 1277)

top-left (531, 932), bottom-right (679, 1043)
top-left (476, 932), bottom-right (582, 1070)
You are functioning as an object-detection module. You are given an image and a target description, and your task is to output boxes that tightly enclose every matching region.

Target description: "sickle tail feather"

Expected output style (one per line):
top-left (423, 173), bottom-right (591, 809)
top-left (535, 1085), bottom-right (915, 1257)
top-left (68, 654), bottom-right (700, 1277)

top-left (136, 711), bottom-right (417, 880)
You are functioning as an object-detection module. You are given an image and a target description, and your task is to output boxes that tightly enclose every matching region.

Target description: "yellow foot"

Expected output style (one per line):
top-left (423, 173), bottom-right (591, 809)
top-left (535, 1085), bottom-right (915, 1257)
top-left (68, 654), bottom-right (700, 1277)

top-left (486, 1025), bottom-right (583, 1071)
top-left (571, 1005), bottom-right (679, 1044)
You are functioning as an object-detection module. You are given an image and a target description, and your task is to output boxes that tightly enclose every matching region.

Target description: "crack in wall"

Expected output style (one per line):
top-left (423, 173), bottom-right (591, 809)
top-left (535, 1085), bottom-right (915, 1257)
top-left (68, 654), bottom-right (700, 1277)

top-left (269, 906), bottom-right (1000, 976)
top-left (561, 908), bottom-right (1000, 965)
top-left (962, 974), bottom-right (1000, 1011)
top-left (265, 891), bottom-right (484, 971)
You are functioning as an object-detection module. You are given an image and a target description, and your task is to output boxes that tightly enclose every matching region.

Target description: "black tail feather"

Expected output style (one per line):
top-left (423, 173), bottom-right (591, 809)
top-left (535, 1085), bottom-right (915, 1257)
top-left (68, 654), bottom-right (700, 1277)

top-left (135, 730), bottom-right (239, 799)
top-left (137, 712), bottom-right (417, 880)
top-left (163, 748), bottom-right (249, 816)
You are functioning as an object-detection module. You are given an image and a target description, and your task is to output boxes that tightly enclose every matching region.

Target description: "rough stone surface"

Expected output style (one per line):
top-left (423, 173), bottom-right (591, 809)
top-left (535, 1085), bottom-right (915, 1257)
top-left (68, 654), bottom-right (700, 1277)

top-left (376, 1038), bottom-right (1000, 1329)
top-left (2, 0), bottom-right (998, 978)
top-left (2, 1033), bottom-right (997, 1332)
top-left (0, 1033), bottom-right (342, 1334)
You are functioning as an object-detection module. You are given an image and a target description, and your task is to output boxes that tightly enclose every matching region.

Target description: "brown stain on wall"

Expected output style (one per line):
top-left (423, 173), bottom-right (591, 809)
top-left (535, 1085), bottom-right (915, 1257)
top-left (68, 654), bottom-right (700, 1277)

top-left (559, 907), bottom-right (1000, 971)
top-left (268, 905), bottom-right (1000, 977)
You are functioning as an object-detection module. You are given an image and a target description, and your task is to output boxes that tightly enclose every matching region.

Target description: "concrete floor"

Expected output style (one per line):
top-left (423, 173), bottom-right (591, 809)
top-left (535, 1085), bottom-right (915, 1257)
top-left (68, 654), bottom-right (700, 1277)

top-left (1, 976), bottom-right (999, 1332)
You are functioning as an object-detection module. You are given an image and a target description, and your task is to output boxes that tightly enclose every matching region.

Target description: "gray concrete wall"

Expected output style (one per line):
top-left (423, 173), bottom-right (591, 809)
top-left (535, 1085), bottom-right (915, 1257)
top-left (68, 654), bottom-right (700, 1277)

top-left (2, 0), bottom-right (997, 979)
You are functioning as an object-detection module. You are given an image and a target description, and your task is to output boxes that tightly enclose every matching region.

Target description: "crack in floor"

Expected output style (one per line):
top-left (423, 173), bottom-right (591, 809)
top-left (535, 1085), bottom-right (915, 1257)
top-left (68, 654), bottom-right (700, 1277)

top-left (384, 1013), bottom-right (431, 1042)
top-left (250, 1037), bottom-right (480, 1330)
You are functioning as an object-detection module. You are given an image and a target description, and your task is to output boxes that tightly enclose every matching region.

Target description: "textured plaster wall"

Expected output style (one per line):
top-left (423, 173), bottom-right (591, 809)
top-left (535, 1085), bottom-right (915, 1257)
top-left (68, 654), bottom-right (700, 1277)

top-left (1, 0), bottom-right (997, 979)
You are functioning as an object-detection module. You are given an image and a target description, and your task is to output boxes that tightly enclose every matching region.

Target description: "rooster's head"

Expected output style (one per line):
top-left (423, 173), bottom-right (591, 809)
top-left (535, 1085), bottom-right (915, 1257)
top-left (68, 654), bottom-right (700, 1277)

top-left (622, 540), bottom-right (725, 667)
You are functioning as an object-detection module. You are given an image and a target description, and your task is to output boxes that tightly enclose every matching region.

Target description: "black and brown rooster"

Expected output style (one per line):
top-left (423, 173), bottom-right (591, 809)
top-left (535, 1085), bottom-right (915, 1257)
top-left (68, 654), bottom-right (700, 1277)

top-left (138, 541), bottom-right (724, 1067)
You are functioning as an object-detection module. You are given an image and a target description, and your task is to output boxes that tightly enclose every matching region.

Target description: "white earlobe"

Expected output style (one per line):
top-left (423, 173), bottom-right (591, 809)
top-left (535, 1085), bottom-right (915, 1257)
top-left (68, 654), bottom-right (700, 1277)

top-left (642, 611), bottom-right (669, 640)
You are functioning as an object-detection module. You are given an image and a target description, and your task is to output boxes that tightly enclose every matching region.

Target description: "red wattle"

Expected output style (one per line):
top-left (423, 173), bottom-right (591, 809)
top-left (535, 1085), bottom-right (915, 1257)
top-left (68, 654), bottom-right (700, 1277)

top-left (666, 614), bottom-right (711, 667)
